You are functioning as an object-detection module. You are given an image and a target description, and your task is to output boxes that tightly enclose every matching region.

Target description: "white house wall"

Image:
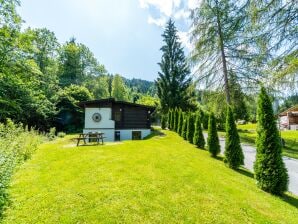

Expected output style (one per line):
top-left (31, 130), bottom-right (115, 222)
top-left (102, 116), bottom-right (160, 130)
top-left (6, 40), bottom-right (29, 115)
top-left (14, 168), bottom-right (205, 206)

top-left (84, 108), bottom-right (114, 129)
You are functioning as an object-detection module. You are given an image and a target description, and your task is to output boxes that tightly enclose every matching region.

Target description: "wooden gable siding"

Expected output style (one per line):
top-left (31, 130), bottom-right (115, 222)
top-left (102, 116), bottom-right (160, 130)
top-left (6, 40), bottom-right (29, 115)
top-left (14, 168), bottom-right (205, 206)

top-left (113, 104), bottom-right (150, 129)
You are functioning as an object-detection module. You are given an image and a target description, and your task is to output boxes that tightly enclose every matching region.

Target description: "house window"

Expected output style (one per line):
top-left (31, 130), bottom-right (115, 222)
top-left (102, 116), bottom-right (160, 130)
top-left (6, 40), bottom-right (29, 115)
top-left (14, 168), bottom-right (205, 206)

top-left (132, 131), bottom-right (141, 140)
top-left (115, 111), bottom-right (121, 121)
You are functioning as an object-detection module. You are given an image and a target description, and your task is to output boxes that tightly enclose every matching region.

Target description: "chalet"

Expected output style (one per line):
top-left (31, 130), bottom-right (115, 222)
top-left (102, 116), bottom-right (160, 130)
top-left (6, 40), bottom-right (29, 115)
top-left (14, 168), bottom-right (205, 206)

top-left (78, 98), bottom-right (155, 141)
top-left (278, 105), bottom-right (298, 130)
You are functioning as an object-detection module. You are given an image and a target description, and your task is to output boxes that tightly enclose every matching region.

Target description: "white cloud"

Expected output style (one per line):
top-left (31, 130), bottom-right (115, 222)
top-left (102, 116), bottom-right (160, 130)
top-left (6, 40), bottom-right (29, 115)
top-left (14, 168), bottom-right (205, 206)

top-left (177, 31), bottom-right (193, 51)
top-left (139, 0), bottom-right (181, 17)
top-left (147, 16), bottom-right (167, 27)
top-left (174, 9), bottom-right (190, 20)
top-left (187, 0), bottom-right (201, 10)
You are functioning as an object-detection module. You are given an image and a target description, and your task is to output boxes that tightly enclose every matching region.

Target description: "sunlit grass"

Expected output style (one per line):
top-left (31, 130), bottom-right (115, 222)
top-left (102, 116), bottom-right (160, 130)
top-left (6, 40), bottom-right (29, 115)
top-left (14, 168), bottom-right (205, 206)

top-left (236, 123), bottom-right (298, 159)
top-left (3, 130), bottom-right (298, 223)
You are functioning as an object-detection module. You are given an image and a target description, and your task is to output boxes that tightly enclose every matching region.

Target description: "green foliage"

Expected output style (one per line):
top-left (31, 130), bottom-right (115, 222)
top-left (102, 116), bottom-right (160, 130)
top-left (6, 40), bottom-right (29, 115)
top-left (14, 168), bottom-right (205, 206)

top-left (57, 132), bottom-right (66, 138)
top-left (0, 119), bottom-right (43, 216)
top-left (254, 87), bottom-right (288, 195)
top-left (161, 115), bottom-right (166, 130)
top-left (55, 85), bottom-right (93, 133)
top-left (177, 109), bottom-right (183, 135)
top-left (187, 113), bottom-right (195, 144)
top-left (156, 19), bottom-right (196, 113)
top-left (224, 106), bottom-right (244, 169)
top-left (47, 127), bottom-right (56, 141)
top-left (173, 108), bottom-right (179, 132)
top-left (193, 113), bottom-right (205, 149)
top-left (181, 113), bottom-right (188, 140)
top-left (229, 72), bottom-right (249, 121)
top-left (111, 74), bottom-right (129, 101)
top-left (207, 113), bottom-right (220, 157)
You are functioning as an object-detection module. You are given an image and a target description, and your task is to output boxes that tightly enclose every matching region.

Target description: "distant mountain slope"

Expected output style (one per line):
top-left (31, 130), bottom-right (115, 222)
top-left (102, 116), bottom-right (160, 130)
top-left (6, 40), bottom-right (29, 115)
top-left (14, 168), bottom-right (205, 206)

top-left (123, 77), bottom-right (156, 96)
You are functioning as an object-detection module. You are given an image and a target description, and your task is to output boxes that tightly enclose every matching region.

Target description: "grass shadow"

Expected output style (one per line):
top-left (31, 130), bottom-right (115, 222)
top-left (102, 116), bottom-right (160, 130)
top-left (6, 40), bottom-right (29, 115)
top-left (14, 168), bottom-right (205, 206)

top-left (236, 167), bottom-right (254, 179)
top-left (281, 194), bottom-right (298, 209)
top-left (143, 128), bottom-right (166, 140)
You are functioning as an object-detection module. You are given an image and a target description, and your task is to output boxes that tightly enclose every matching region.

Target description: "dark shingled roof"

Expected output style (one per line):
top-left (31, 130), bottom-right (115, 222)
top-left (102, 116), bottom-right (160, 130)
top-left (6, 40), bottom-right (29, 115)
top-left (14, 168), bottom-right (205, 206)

top-left (77, 98), bottom-right (156, 110)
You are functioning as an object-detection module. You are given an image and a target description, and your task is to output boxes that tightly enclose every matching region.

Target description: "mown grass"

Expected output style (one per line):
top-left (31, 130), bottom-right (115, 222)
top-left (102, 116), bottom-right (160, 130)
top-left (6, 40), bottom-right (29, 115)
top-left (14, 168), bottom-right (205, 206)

top-left (236, 123), bottom-right (298, 159)
top-left (2, 130), bottom-right (298, 224)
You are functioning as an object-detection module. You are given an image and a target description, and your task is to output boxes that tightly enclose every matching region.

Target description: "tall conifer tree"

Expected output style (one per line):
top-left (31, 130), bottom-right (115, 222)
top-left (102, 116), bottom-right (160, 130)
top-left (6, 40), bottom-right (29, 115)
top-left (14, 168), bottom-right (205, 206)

top-left (207, 113), bottom-right (220, 157)
top-left (156, 19), bottom-right (196, 113)
top-left (254, 87), bottom-right (288, 195)
top-left (187, 113), bottom-right (195, 144)
top-left (193, 113), bottom-right (205, 148)
top-left (224, 106), bottom-right (244, 169)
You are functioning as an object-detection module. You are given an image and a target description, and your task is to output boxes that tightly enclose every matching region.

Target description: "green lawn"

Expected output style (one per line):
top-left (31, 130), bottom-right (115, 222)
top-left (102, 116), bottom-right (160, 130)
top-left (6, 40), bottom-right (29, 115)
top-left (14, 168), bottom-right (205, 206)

top-left (236, 123), bottom-right (298, 159)
top-left (3, 130), bottom-right (298, 224)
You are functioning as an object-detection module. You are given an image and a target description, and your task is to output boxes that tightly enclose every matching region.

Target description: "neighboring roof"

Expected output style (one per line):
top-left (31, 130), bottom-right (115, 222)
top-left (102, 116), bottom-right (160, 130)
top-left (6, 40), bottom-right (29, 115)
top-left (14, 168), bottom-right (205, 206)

top-left (78, 98), bottom-right (156, 110)
top-left (279, 105), bottom-right (298, 116)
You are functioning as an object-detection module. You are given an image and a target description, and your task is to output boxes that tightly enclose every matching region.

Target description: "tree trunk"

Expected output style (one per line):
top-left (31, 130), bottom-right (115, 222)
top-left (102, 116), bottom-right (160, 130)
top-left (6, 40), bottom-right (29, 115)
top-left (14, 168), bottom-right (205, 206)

top-left (215, 0), bottom-right (231, 105)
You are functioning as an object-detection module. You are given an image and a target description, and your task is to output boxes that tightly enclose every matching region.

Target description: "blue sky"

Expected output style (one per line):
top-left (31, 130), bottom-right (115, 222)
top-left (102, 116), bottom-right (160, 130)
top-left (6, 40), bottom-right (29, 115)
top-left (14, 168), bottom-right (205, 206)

top-left (17, 0), bottom-right (198, 81)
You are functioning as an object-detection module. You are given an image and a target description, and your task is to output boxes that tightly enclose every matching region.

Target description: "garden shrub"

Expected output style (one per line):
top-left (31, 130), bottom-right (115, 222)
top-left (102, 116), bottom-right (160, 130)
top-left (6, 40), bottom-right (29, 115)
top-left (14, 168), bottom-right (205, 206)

top-left (187, 113), bottom-right (195, 144)
top-left (224, 106), bottom-right (244, 169)
top-left (182, 113), bottom-right (188, 140)
top-left (193, 113), bottom-right (205, 149)
top-left (254, 87), bottom-right (288, 195)
top-left (207, 112), bottom-right (220, 157)
top-left (57, 132), bottom-right (66, 138)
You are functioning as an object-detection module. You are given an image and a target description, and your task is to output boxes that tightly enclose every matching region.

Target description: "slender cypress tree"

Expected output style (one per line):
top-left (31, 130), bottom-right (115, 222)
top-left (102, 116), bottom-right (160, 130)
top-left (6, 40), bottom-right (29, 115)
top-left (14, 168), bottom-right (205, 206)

top-left (254, 87), bottom-right (288, 195)
top-left (224, 106), bottom-right (244, 169)
top-left (187, 113), bottom-right (195, 144)
top-left (156, 19), bottom-right (196, 113)
top-left (177, 110), bottom-right (184, 135)
top-left (173, 108), bottom-right (178, 132)
top-left (172, 108), bottom-right (176, 131)
top-left (175, 108), bottom-right (180, 132)
top-left (177, 109), bottom-right (181, 134)
top-left (207, 112), bottom-right (220, 157)
top-left (167, 109), bottom-right (172, 130)
top-left (182, 113), bottom-right (188, 140)
top-left (193, 113), bottom-right (205, 148)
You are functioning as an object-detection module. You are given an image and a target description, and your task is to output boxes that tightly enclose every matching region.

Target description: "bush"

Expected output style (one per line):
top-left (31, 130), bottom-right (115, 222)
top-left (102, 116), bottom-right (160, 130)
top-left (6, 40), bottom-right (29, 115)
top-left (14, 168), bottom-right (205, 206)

top-left (177, 110), bottom-right (183, 135)
top-left (187, 113), bottom-right (195, 144)
top-left (173, 108), bottom-right (178, 132)
top-left (224, 106), bottom-right (244, 169)
top-left (57, 132), bottom-right (66, 138)
top-left (182, 113), bottom-right (188, 140)
top-left (161, 115), bottom-right (166, 130)
top-left (0, 119), bottom-right (43, 216)
top-left (207, 113), bottom-right (220, 157)
top-left (254, 87), bottom-right (288, 195)
top-left (47, 127), bottom-right (56, 141)
top-left (193, 113), bottom-right (205, 149)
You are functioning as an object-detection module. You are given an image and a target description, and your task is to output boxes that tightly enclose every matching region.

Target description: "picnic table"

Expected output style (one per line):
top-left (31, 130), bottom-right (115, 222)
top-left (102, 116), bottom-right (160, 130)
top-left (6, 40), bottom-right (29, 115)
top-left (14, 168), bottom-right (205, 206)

top-left (73, 132), bottom-right (105, 146)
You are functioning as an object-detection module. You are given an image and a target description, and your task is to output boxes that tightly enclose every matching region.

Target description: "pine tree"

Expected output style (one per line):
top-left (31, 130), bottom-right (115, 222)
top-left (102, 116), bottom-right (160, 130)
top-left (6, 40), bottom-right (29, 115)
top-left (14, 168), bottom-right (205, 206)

top-left (156, 19), bottom-right (196, 113)
top-left (187, 113), bottom-right (195, 144)
top-left (182, 113), bottom-right (188, 140)
top-left (193, 113), bottom-right (205, 148)
top-left (207, 112), bottom-right (220, 157)
top-left (254, 86), bottom-right (288, 195)
top-left (224, 106), bottom-right (244, 169)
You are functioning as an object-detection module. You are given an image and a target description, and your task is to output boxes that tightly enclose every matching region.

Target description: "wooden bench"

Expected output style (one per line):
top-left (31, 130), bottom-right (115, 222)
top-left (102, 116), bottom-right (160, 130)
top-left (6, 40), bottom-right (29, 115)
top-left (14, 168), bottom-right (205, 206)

top-left (73, 133), bottom-right (106, 146)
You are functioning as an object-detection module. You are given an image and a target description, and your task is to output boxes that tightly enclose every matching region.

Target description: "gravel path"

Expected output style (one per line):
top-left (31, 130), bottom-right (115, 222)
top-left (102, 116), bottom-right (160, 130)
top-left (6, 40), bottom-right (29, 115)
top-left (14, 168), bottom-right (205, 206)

top-left (203, 134), bottom-right (298, 195)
